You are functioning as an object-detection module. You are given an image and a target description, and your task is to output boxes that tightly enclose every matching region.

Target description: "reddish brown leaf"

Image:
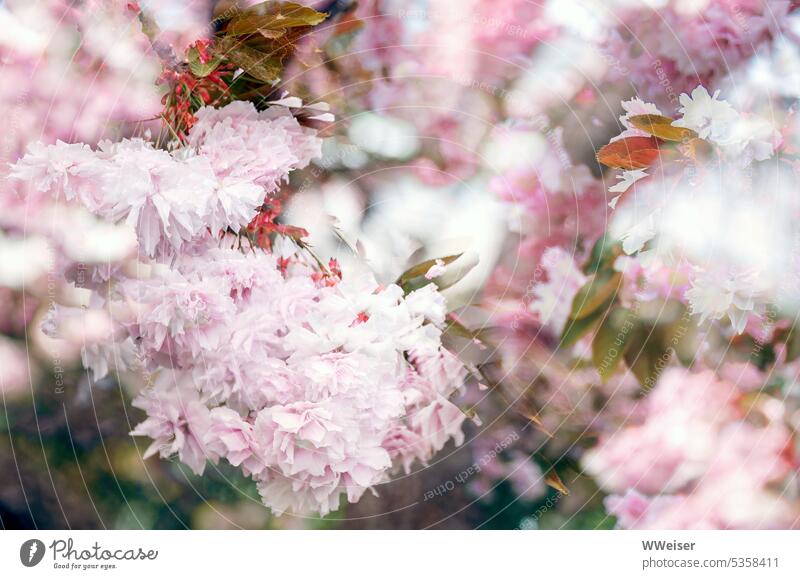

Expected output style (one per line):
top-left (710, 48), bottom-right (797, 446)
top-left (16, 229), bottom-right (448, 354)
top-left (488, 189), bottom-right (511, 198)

top-left (225, 2), bottom-right (326, 37)
top-left (522, 411), bottom-right (553, 438)
top-left (545, 471), bottom-right (570, 496)
top-left (628, 114), bottom-right (698, 142)
top-left (596, 136), bottom-right (661, 170)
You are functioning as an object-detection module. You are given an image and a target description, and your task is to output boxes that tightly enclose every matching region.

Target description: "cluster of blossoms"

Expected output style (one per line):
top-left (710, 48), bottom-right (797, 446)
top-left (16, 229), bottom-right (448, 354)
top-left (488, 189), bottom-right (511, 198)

top-left (469, 0), bottom-right (800, 527)
top-left (285, 0), bottom-right (559, 185)
top-left (0, 0), bottom-right (172, 399)
top-left (12, 101), bottom-right (320, 262)
top-left (0, 0), bottom-right (163, 288)
top-left (0, 0), bottom-right (163, 157)
top-left (486, 127), bottom-right (607, 333)
top-left (322, 0), bottom-right (555, 85)
top-left (124, 247), bottom-right (467, 515)
top-left (12, 99), bottom-right (470, 516)
top-left (277, 0), bottom-right (800, 528)
top-left (604, 0), bottom-right (796, 105)
top-left (486, 82), bottom-right (800, 526)
top-left (7, 0), bottom-right (800, 530)
top-left (605, 85), bottom-right (785, 334)
top-left (587, 368), bottom-right (798, 529)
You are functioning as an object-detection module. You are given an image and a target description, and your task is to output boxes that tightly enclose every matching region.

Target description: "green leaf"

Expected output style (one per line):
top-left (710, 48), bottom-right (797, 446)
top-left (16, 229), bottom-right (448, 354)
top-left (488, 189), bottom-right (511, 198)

top-left (225, 2), bottom-right (326, 37)
top-left (592, 307), bottom-right (638, 381)
top-left (187, 46), bottom-right (223, 77)
top-left (395, 254), bottom-right (462, 287)
top-left (665, 304), bottom-right (697, 367)
top-left (443, 318), bottom-right (481, 341)
top-left (218, 40), bottom-right (283, 83)
top-left (560, 306), bottom-right (605, 349)
top-left (786, 328), bottom-right (800, 363)
top-left (570, 269), bottom-right (622, 320)
top-left (442, 318), bottom-right (495, 349)
top-left (583, 232), bottom-right (622, 274)
top-left (623, 325), bottom-right (673, 390)
top-left (213, 2), bottom-right (326, 84)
